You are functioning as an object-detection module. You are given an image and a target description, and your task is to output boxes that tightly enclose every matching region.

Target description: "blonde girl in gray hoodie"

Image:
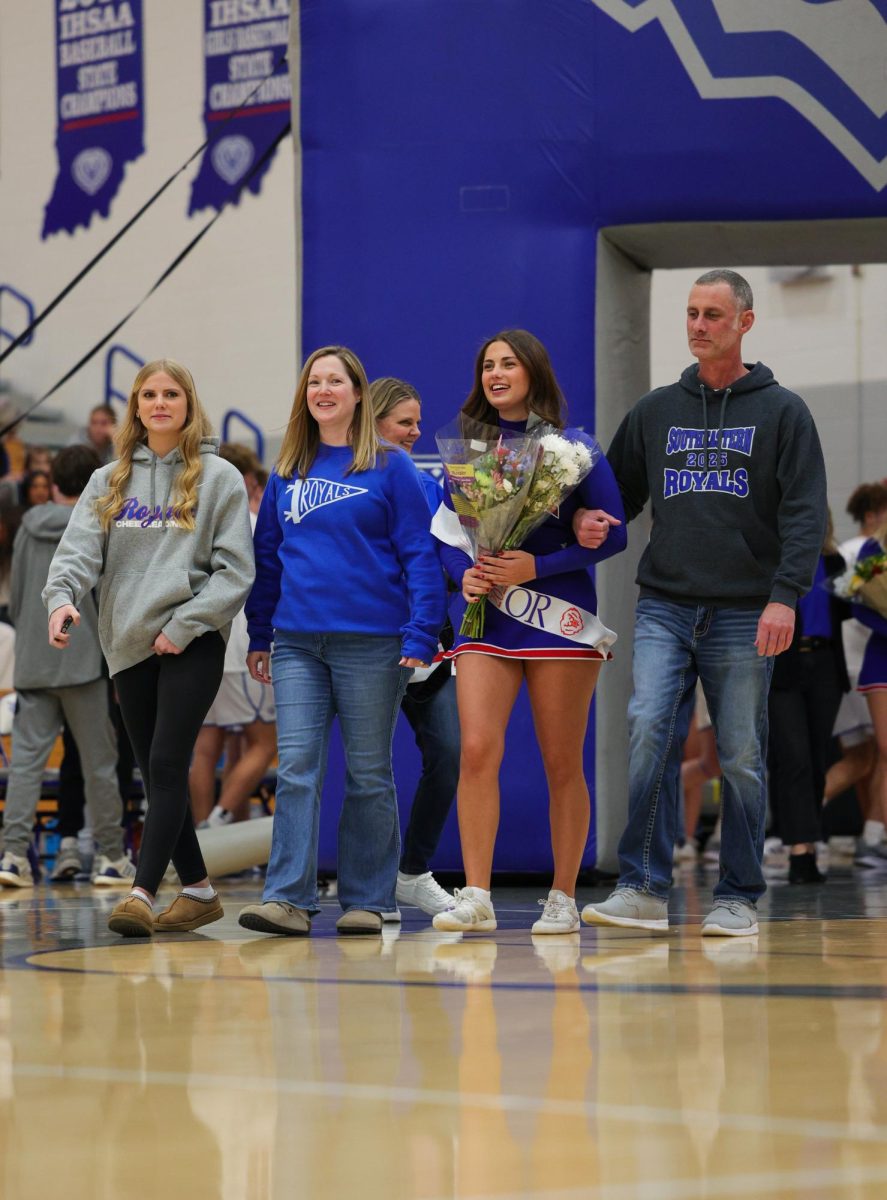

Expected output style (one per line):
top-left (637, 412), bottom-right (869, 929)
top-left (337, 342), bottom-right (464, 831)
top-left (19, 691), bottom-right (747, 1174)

top-left (44, 359), bottom-right (255, 938)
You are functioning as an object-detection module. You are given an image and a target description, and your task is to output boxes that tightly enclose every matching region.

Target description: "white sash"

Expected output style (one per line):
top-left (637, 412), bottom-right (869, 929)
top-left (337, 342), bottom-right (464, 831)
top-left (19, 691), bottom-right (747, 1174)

top-left (488, 584), bottom-right (617, 652)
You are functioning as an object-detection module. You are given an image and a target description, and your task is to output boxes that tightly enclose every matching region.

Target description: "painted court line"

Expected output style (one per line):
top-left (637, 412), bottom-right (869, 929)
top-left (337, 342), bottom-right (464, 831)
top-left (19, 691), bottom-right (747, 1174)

top-left (12, 1062), bottom-right (887, 1148)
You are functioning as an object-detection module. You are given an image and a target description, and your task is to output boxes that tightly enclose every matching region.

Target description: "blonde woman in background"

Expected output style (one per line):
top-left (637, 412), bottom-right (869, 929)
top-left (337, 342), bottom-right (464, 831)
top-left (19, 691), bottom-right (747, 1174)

top-left (44, 360), bottom-right (255, 937)
top-left (371, 377), bottom-right (457, 918)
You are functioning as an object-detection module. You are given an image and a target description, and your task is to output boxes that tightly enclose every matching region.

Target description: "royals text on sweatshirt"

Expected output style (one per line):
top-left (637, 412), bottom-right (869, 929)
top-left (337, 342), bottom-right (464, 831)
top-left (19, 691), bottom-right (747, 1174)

top-left (607, 362), bottom-right (827, 610)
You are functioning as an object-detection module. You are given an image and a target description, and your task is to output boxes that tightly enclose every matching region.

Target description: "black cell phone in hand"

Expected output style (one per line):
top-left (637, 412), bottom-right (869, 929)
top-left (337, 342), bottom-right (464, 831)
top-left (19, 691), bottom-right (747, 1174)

top-left (60, 615), bottom-right (73, 634)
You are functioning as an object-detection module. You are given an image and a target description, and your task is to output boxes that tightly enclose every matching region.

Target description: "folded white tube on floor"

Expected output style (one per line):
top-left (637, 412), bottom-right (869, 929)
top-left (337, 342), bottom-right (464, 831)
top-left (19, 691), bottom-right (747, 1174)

top-left (196, 816), bottom-right (274, 877)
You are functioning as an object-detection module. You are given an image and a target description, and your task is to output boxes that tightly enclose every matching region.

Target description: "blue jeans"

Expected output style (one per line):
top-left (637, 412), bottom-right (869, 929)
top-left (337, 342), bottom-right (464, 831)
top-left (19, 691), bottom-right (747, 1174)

top-left (265, 632), bottom-right (409, 914)
top-left (399, 673), bottom-right (460, 875)
top-left (618, 598), bottom-right (773, 905)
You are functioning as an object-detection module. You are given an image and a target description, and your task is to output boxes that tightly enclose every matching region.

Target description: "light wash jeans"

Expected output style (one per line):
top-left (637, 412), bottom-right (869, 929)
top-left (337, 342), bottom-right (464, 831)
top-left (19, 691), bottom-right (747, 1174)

top-left (617, 598), bottom-right (773, 906)
top-left (264, 632), bottom-right (409, 914)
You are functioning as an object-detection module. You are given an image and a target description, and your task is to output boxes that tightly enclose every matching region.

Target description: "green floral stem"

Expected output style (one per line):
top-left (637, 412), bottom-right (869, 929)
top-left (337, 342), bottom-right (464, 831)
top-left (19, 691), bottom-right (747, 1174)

top-left (460, 595), bottom-right (488, 639)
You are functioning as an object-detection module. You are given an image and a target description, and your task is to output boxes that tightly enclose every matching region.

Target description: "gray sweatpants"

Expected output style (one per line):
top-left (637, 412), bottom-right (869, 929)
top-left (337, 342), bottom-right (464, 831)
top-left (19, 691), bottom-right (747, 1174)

top-left (2, 679), bottom-right (124, 860)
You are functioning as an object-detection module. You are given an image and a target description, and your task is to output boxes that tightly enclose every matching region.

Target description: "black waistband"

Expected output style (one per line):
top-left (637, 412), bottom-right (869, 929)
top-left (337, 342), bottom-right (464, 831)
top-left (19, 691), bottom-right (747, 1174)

top-left (798, 635), bottom-right (832, 651)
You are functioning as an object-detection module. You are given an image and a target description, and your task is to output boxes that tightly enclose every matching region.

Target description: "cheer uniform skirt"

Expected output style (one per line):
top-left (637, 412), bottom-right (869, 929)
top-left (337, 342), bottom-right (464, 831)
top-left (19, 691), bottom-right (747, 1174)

top-left (444, 570), bottom-right (615, 662)
top-left (203, 671), bottom-right (277, 728)
top-left (858, 632), bottom-right (887, 693)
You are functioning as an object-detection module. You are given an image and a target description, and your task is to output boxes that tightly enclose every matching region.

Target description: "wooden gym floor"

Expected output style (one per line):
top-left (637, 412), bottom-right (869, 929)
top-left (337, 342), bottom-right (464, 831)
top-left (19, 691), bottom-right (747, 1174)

top-left (1, 867), bottom-right (887, 1199)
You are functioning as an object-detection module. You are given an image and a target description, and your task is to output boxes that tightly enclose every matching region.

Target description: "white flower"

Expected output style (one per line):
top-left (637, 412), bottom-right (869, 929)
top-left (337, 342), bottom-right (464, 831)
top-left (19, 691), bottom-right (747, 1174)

top-left (831, 564), bottom-right (859, 599)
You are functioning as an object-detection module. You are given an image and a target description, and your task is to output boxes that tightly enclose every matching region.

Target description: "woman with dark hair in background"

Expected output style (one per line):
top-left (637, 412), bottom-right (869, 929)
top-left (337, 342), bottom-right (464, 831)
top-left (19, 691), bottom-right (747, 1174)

top-left (21, 469), bottom-right (51, 509)
top-left (767, 513), bottom-right (849, 883)
top-left (853, 517), bottom-right (887, 870)
top-left (431, 329), bottom-right (627, 935)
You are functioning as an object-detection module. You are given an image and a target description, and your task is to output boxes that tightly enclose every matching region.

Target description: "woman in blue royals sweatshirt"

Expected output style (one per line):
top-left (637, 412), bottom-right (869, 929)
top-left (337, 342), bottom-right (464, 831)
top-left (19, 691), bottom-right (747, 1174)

top-left (240, 347), bottom-right (447, 938)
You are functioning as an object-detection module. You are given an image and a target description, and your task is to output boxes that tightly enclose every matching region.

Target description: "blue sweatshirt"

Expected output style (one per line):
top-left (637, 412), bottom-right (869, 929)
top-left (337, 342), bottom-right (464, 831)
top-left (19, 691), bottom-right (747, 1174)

top-left (246, 443), bottom-right (447, 663)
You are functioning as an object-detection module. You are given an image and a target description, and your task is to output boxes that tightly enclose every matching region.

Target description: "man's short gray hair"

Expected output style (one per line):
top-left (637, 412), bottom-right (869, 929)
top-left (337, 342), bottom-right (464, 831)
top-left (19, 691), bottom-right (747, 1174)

top-left (694, 269), bottom-right (754, 312)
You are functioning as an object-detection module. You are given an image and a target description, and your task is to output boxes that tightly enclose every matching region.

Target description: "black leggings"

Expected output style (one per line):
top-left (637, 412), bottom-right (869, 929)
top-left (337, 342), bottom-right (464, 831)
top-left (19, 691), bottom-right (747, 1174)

top-left (114, 632), bottom-right (225, 894)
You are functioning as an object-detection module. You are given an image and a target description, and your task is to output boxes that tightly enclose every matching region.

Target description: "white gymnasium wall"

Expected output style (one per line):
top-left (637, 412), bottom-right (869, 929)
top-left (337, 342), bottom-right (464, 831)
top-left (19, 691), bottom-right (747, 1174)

top-left (0, 1), bottom-right (297, 460)
top-left (651, 266), bottom-right (887, 543)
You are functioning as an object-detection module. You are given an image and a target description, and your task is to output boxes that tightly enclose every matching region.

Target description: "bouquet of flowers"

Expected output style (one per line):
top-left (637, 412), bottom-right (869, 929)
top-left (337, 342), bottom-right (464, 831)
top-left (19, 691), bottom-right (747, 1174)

top-left (831, 546), bottom-right (887, 618)
top-left (435, 413), bottom-right (543, 575)
top-left (435, 417), bottom-right (600, 637)
top-left (503, 425), bottom-right (600, 552)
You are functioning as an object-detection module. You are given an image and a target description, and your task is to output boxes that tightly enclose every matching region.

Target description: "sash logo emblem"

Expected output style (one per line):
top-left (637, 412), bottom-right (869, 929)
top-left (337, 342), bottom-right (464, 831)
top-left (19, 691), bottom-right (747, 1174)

top-left (560, 607), bottom-right (585, 637)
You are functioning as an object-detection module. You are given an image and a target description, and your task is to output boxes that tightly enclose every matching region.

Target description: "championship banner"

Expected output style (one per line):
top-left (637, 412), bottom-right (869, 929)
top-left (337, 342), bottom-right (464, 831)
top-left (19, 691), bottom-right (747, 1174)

top-left (43, 0), bottom-right (145, 238)
top-left (189, 0), bottom-right (291, 215)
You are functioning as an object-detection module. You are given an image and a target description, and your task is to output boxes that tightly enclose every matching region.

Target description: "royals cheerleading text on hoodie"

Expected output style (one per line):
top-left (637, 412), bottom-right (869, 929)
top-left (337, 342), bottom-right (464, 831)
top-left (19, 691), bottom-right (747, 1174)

top-left (607, 362), bottom-right (827, 610)
top-left (43, 438), bottom-right (255, 676)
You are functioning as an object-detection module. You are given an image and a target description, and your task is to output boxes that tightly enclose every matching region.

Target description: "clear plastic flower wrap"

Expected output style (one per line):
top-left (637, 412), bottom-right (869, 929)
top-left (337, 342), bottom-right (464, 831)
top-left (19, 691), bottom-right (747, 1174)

top-left (434, 416), bottom-right (543, 637)
top-left (434, 417), bottom-right (602, 637)
top-left (502, 424), bottom-right (601, 552)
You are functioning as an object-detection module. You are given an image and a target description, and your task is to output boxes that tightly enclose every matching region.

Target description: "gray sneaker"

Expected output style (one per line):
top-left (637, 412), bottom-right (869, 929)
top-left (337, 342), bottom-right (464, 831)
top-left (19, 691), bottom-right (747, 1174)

top-left (238, 901), bottom-right (312, 937)
top-left (581, 887), bottom-right (669, 932)
top-left (50, 837), bottom-right (83, 882)
top-left (701, 899), bottom-right (759, 937)
top-left (853, 838), bottom-right (887, 870)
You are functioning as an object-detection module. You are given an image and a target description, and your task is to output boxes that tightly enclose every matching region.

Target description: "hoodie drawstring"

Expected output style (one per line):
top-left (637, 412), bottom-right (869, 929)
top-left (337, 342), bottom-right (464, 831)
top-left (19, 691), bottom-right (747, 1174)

top-left (699, 385), bottom-right (732, 465)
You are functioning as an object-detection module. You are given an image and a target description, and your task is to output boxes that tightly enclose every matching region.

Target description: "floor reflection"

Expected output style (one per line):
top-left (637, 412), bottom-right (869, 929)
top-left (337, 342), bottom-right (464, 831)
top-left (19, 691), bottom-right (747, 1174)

top-left (1, 879), bottom-right (887, 1198)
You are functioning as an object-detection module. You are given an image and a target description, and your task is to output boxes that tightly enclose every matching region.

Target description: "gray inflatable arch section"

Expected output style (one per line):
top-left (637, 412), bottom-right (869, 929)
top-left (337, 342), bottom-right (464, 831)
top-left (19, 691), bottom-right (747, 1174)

top-left (594, 215), bottom-right (887, 872)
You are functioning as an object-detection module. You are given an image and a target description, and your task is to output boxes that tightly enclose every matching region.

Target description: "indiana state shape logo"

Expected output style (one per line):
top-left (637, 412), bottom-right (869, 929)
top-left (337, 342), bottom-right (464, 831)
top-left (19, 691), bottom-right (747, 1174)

top-left (591, 0), bottom-right (887, 190)
top-left (285, 478), bottom-right (368, 524)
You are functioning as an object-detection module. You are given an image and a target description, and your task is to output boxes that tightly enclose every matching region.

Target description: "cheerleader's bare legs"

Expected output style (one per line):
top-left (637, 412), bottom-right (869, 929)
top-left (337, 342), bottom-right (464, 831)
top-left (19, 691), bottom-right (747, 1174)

top-left (525, 658), bottom-right (601, 894)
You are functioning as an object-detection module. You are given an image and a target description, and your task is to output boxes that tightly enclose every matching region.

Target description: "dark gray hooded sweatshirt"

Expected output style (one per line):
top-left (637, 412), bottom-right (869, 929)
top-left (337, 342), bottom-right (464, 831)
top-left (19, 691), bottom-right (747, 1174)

top-left (607, 361), bottom-right (827, 609)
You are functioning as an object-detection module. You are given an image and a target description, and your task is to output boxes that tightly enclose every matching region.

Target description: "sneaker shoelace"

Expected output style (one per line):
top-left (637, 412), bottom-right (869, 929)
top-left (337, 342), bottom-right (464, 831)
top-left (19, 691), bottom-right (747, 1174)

top-left (421, 876), bottom-right (453, 906)
top-left (717, 899), bottom-right (752, 918)
top-left (451, 888), bottom-right (485, 922)
top-left (538, 894), bottom-right (574, 920)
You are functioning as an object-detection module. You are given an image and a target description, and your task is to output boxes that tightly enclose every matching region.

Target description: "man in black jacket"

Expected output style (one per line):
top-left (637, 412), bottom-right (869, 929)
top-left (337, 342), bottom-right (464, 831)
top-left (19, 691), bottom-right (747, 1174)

top-left (579, 269), bottom-right (827, 936)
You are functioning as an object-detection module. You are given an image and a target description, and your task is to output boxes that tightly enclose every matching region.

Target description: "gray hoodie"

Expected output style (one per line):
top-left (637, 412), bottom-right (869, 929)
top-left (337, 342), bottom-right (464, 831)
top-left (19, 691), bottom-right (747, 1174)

top-left (11, 502), bottom-right (105, 689)
top-left (43, 438), bottom-right (255, 676)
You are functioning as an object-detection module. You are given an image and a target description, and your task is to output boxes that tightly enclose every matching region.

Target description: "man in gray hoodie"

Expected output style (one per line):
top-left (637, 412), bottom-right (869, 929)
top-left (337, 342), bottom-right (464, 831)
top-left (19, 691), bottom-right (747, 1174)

top-left (0, 445), bottom-right (132, 888)
top-left (580, 269), bottom-right (827, 937)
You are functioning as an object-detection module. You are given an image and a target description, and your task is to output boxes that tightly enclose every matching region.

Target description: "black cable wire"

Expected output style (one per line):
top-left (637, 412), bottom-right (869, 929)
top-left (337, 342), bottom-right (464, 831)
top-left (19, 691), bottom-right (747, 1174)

top-left (0, 121), bottom-right (291, 439)
top-left (0, 50), bottom-right (289, 369)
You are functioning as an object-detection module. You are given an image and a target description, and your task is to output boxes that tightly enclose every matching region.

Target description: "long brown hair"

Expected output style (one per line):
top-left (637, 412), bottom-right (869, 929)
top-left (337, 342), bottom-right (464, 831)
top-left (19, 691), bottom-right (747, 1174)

top-left (277, 346), bottom-right (380, 479)
top-left (94, 359), bottom-right (212, 532)
top-left (462, 329), bottom-right (567, 428)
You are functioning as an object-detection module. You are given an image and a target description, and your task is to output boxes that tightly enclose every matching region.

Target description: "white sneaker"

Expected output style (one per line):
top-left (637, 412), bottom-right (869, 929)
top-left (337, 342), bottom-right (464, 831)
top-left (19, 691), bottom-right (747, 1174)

top-left (0, 852), bottom-right (34, 888)
top-left (205, 806), bottom-right (234, 829)
top-left (432, 886), bottom-right (496, 932)
top-left (531, 889), bottom-right (580, 934)
top-left (396, 870), bottom-right (454, 916)
top-left (91, 852), bottom-right (137, 886)
top-left (50, 837), bottom-right (83, 881)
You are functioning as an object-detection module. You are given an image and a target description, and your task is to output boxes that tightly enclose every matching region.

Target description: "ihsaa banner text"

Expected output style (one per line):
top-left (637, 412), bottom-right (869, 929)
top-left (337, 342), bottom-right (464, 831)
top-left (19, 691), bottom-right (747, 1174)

top-left (189, 0), bottom-right (291, 214)
top-left (43, 0), bottom-right (145, 238)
